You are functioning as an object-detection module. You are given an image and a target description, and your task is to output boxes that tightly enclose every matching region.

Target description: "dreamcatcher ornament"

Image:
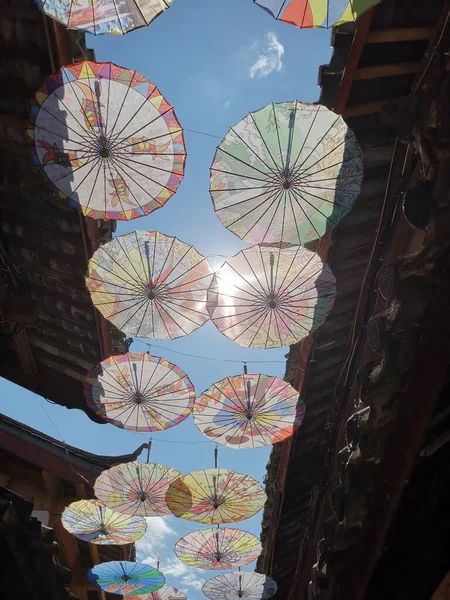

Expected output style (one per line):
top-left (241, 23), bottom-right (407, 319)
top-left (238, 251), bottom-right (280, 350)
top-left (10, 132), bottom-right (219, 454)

top-left (203, 571), bottom-right (278, 600)
top-left (27, 61), bottom-right (185, 220)
top-left (253, 0), bottom-right (379, 28)
top-left (94, 441), bottom-right (183, 516)
top-left (166, 448), bottom-right (266, 524)
top-left (174, 527), bottom-right (262, 570)
top-left (86, 231), bottom-right (214, 339)
top-left (210, 101), bottom-right (363, 245)
top-left (61, 499), bottom-right (147, 544)
top-left (207, 244), bottom-right (336, 349)
top-left (193, 366), bottom-right (304, 449)
top-left (36, 0), bottom-right (173, 36)
top-left (84, 352), bottom-right (195, 431)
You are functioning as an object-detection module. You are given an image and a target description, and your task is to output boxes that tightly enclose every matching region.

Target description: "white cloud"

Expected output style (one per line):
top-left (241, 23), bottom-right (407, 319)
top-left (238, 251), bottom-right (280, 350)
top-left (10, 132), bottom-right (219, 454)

top-left (181, 572), bottom-right (204, 591)
top-left (136, 517), bottom-right (177, 563)
top-left (224, 100), bottom-right (230, 110)
top-left (249, 32), bottom-right (285, 79)
top-left (161, 557), bottom-right (190, 578)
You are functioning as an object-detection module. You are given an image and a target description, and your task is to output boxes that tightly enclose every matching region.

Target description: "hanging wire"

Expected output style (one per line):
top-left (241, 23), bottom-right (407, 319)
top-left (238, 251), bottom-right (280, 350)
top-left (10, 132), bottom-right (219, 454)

top-left (133, 339), bottom-right (286, 364)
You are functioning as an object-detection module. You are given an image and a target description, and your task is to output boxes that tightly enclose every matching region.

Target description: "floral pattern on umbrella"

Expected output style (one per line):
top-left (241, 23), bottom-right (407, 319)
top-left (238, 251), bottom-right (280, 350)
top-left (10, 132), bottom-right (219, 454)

top-left (253, 0), bottom-right (379, 28)
top-left (84, 353), bottom-right (195, 431)
top-left (88, 561), bottom-right (165, 595)
top-left (95, 460), bottom-right (182, 516)
top-left (36, 0), bottom-right (173, 36)
top-left (203, 572), bottom-right (278, 600)
top-left (193, 372), bottom-right (304, 449)
top-left (86, 231), bottom-right (214, 339)
top-left (207, 244), bottom-right (336, 349)
top-left (174, 528), bottom-right (262, 570)
top-left (61, 499), bottom-right (147, 544)
top-left (166, 469), bottom-right (266, 524)
top-left (210, 101), bottom-right (363, 245)
top-left (27, 61), bottom-right (185, 220)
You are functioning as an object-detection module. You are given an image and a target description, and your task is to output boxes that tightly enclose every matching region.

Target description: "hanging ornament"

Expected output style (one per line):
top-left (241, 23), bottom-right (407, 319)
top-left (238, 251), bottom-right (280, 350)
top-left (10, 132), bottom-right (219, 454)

top-left (210, 101), bottom-right (363, 245)
top-left (166, 466), bottom-right (266, 524)
top-left (28, 61), bottom-right (185, 220)
top-left (86, 231), bottom-right (214, 338)
top-left (36, 0), bottom-right (173, 35)
top-left (84, 352), bottom-right (195, 432)
top-left (61, 499), bottom-right (147, 544)
top-left (88, 561), bottom-right (165, 595)
top-left (207, 245), bottom-right (336, 349)
top-left (193, 369), bottom-right (304, 449)
top-left (174, 527), bottom-right (262, 570)
top-left (203, 571), bottom-right (278, 600)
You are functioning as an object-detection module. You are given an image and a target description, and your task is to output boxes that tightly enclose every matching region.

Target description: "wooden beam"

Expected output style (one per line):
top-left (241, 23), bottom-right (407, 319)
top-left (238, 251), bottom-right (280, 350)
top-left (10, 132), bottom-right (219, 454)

top-left (75, 483), bottom-right (87, 499)
top-left (355, 62), bottom-right (419, 80)
top-left (343, 99), bottom-right (400, 118)
top-left (13, 329), bottom-right (37, 378)
top-left (88, 545), bottom-right (107, 600)
top-left (41, 471), bottom-right (59, 499)
top-left (367, 27), bottom-right (434, 44)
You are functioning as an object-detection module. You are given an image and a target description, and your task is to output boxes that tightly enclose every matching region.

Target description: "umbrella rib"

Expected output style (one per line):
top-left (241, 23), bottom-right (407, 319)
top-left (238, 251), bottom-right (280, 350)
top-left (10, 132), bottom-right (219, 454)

top-left (288, 186), bottom-right (323, 239)
top-left (272, 102), bottom-right (286, 175)
top-left (291, 183), bottom-right (341, 226)
top-left (289, 103), bottom-right (320, 174)
top-left (114, 235), bottom-right (149, 287)
top-left (108, 153), bottom-right (161, 212)
top-left (292, 142), bottom-right (347, 183)
top-left (292, 113), bottom-right (342, 175)
top-left (106, 69), bottom-right (138, 142)
top-left (216, 146), bottom-right (274, 179)
top-left (34, 123), bottom-right (93, 152)
top-left (228, 124), bottom-right (280, 175)
top-left (248, 110), bottom-right (281, 171)
top-left (210, 166), bottom-right (268, 183)
top-left (105, 156), bottom-right (138, 215)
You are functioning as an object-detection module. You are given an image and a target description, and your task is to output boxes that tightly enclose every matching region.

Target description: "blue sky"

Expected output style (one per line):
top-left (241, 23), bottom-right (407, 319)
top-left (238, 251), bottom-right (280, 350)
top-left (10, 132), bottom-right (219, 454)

top-left (0, 1), bottom-right (332, 597)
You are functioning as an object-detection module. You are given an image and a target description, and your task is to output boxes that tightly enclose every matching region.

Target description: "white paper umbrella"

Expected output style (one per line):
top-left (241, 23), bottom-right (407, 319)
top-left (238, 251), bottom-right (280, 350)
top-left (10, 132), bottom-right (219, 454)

top-left (210, 101), bottom-right (363, 245)
top-left (203, 572), bottom-right (278, 600)
top-left (28, 61), bottom-right (185, 221)
top-left (207, 245), bottom-right (336, 349)
top-left (84, 352), bottom-right (195, 431)
top-left (86, 231), bottom-right (214, 339)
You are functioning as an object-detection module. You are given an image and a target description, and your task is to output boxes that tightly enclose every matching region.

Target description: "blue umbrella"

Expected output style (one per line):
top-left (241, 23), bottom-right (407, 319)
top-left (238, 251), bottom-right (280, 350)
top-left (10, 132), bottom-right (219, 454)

top-left (87, 561), bottom-right (165, 596)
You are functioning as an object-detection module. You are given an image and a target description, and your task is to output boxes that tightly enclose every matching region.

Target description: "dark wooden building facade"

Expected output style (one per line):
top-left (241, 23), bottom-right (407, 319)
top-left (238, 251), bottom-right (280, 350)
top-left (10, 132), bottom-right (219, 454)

top-left (258, 0), bottom-right (450, 598)
top-left (0, 0), bottom-right (127, 422)
top-left (0, 412), bottom-right (147, 600)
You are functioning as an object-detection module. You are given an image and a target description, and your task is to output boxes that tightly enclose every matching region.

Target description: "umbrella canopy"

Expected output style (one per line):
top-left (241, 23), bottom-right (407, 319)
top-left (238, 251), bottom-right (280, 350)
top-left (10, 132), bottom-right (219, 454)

top-left (127, 586), bottom-right (187, 600)
top-left (84, 353), bottom-right (195, 432)
top-left (207, 245), bottom-right (336, 349)
top-left (61, 499), bottom-right (147, 544)
top-left (36, 0), bottom-right (172, 35)
top-left (86, 231), bottom-right (214, 338)
top-left (193, 372), bottom-right (304, 449)
top-left (166, 468), bottom-right (266, 524)
top-left (27, 61), bottom-right (185, 220)
top-left (88, 561), bottom-right (165, 595)
top-left (94, 460), bottom-right (183, 516)
top-left (203, 572), bottom-right (278, 600)
top-left (253, 0), bottom-right (379, 28)
top-left (210, 101), bottom-right (363, 245)
top-left (174, 527), bottom-right (262, 570)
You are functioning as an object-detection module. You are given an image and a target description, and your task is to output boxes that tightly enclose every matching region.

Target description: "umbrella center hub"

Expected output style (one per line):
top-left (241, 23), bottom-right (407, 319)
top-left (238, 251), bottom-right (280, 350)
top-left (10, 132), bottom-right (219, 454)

top-left (282, 180), bottom-right (291, 189)
top-left (133, 391), bottom-right (145, 405)
top-left (139, 493), bottom-right (147, 502)
top-left (99, 147), bottom-right (110, 158)
top-left (267, 292), bottom-right (278, 309)
top-left (147, 283), bottom-right (159, 300)
top-left (123, 575), bottom-right (129, 582)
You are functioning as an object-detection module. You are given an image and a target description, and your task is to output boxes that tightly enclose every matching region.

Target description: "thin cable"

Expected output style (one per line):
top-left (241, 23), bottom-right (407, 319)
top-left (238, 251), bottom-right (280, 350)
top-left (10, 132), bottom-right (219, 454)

top-left (132, 339), bottom-right (286, 364)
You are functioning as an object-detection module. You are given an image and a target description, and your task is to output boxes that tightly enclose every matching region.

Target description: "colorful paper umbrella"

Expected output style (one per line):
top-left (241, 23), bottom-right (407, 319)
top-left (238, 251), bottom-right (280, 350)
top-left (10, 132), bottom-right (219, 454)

top-left (253, 0), bottom-right (378, 28)
top-left (203, 572), bottom-right (277, 600)
top-left (86, 231), bottom-right (214, 338)
top-left (61, 499), bottom-right (147, 544)
top-left (27, 61), bottom-right (185, 220)
top-left (36, 0), bottom-right (172, 36)
top-left (166, 468), bottom-right (266, 524)
top-left (174, 527), bottom-right (262, 570)
top-left (88, 561), bottom-right (165, 595)
top-left (193, 372), bottom-right (304, 449)
top-left (210, 101), bottom-right (363, 245)
top-left (94, 460), bottom-right (182, 516)
top-left (84, 353), bottom-right (195, 431)
top-left (127, 586), bottom-right (187, 600)
top-left (207, 245), bottom-right (336, 349)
